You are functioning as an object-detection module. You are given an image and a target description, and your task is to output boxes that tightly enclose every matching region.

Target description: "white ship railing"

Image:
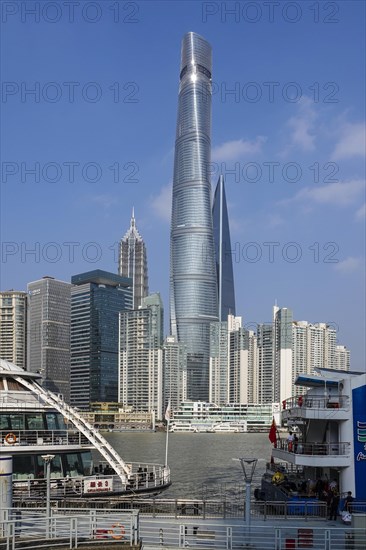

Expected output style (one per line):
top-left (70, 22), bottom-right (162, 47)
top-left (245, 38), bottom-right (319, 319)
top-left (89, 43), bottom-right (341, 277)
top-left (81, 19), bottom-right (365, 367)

top-left (13, 465), bottom-right (170, 500)
top-left (276, 439), bottom-right (351, 456)
top-left (282, 395), bottom-right (350, 410)
top-left (0, 429), bottom-right (91, 448)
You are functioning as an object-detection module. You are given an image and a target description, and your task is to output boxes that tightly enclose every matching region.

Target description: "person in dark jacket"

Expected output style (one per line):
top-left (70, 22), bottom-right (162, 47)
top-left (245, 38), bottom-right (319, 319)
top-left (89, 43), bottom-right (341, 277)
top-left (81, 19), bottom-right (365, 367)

top-left (329, 491), bottom-right (340, 520)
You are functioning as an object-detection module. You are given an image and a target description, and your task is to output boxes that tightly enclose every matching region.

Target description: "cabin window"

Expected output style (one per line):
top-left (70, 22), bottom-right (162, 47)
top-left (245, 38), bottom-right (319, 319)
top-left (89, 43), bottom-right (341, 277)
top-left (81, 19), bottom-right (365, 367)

top-left (26, 414), bottom-right (44, 430)
top-left (0, 379), bottom-right (4, 390)
top-left (13, 455), bottom-right (35, 480)
top-left (0, 413), bottom-right (25, 430)
top-left (64, 453), bottom-right (84, 477)
top-left (80, 452), bottom-right (93, 476)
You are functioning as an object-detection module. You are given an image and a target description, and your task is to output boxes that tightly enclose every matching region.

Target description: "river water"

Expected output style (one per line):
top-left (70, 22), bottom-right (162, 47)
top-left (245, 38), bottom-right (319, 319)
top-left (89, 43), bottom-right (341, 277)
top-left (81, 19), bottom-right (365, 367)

top-left (104, 431), bottom-right (271, 499)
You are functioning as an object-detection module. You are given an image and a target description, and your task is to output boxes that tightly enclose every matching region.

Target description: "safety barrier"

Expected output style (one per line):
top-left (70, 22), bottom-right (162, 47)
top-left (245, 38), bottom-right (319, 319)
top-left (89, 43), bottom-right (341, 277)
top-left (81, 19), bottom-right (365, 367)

top-left (0, 508), bottom-right (140, 549)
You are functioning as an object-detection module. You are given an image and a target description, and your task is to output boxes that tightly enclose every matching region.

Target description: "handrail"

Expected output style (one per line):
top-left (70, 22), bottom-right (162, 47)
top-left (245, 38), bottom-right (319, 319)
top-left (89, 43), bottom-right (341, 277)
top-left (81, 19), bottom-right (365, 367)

top-left (282, 395), bottom-right (349, 410)
top-left (0, 428), bottom-right (91, 447)
top-left (276, 439), bottom-right (351, 456)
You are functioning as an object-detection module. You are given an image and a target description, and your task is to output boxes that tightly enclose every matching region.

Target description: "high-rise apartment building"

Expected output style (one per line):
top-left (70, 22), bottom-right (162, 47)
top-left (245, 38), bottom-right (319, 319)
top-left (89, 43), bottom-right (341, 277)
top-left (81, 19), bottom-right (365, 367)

top-left (209, 319), bottom-right (229, 405)
top-left (256, 323), bottom-right (274, 404)
top-left (163, 335), bottom-right (187, 413)
top-left (273, 306), bottom-right (293, 404)
top-left (292, 321), bottom-right (338, 387)
top-left (170, 32), bottom-right (218, 401)
top-left (229, 323), bottom-right (257, 405)
top-left (27, 277), bottom-right (71, 400)
top-left (0, 291), bottom-right (27, 369)
top-left (212, 175), bottom-right (236, 321)
top-left (335, 345), bottom-right (350, 371)
top-left (119, 293), bottom-right (164, 419)
top-left (70, 270), bottom-right (132, 409)
top-left (118, 209), bottom-right (149, 309)
top-left (209, 315), bottom-right (257, 405)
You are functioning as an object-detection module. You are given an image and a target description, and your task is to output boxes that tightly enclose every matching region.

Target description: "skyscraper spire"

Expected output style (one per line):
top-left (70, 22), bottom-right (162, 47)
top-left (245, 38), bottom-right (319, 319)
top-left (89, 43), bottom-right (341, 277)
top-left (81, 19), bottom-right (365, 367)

top-left (131, 207), bottom-right (135, 228)
top-left (119, 210), bottom-right (148, 309)
top-left (170, 32), bottom-right (218, 401)
top-left (212, 175), bottom-right (236, 321)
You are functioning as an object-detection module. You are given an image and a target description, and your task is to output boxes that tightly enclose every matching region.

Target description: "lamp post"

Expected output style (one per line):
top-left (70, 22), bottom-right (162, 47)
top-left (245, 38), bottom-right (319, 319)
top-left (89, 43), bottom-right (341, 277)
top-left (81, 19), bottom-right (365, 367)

top-left (238, 458), bottom-right (258, 527)
top-left (41, 454), bottom-right (55, 538)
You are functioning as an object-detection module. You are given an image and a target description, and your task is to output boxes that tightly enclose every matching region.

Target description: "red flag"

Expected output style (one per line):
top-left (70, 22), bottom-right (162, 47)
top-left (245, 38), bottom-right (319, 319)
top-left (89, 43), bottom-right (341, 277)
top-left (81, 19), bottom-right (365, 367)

top-left (268, 417), bottom-right (277, 446)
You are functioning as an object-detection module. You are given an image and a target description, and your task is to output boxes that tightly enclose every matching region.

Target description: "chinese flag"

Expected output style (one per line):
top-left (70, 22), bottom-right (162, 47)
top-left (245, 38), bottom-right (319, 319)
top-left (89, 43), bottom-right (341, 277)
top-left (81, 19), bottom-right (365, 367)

top-left (268, 417), bottom-right (277, 446)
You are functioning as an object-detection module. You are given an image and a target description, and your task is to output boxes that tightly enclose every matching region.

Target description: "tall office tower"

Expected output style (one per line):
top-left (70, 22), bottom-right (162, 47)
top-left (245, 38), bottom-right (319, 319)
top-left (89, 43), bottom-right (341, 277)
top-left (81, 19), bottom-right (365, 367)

top-left (163, 335), bottom-right (187, 413)
top-left (170, 32), bottom-right (218, 401)
top-left (256, 324), bottom-right (274, 404)
top-left (0, 291), bottom-right (27, 369)
top-left (229, 324), bottom-right (257, 405)
top-left (273, 306), bottom-right (293, 404)
top-left (118, 208), bottom-right (149, 309)
top-left (27, 277), bottom-right (71, 400)
top-left (119, 293), bottom-right (164, 419)
top-left (335, 345), bottom-right (350, 371)
top-left (292, 321), bottom-right (338, 387)
top-left (70, 270), bottom-right (132, 410)
top-left (212, 175), bottom-right (236, 321)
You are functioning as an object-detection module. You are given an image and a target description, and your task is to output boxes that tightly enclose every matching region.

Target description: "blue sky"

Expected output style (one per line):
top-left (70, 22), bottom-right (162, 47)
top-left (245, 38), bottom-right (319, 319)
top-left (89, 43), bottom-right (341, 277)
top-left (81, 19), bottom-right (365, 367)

top-left (1, 1), bottom-right (365, 370)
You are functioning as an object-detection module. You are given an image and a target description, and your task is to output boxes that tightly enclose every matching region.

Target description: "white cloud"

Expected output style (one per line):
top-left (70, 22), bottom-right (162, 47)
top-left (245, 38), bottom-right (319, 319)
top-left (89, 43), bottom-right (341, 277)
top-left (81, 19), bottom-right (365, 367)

top-left (334, 256), bottom-right (364, 274)
top-left (286, 96), bottom-right (318, 152)
top-left (331, 122), bottom-right (366, 160)
top-left (212, 136), bottom-right (266, 162)
top-left (280, 179), bottom-right (365, 207)
top-left (150, 184), bottom-right (172, 222)
top-left (355, 203), bottom-right (366, 221)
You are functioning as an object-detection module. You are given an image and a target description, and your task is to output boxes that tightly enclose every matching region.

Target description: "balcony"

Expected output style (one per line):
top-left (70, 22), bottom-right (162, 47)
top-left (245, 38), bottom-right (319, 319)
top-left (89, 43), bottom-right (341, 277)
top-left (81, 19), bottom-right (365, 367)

top-left (282, 395), bottom-right (350, 421)
top-left (272, 439), bottom-right (351, 467)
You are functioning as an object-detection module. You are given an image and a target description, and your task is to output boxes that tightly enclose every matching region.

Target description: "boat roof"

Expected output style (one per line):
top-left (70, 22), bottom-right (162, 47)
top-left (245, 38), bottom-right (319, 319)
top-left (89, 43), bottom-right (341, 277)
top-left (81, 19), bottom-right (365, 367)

top-left (0, 358), bottom-right (40, 380)
top-left (295, 374), bottom-right (340, 388)
top-left (295, 367), bottom-right (365, 388)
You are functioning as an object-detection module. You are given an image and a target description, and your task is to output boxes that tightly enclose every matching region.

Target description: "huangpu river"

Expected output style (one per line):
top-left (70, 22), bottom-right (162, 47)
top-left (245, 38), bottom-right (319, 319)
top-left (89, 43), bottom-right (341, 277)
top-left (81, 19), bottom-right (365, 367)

top-left (103, 431), bottom-right (271, 499)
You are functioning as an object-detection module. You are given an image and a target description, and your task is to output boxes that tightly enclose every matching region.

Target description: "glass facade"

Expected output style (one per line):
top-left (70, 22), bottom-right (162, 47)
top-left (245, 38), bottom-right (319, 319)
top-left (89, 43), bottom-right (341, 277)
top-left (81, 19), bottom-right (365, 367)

top-left (70, 270), bottom-right (132, 409)
top-left (170, 32), bottom-right (218, 401)
top-left (27, 277), bottom-right (71, 401)
top-left (212, 176), bottom-right (236, 320)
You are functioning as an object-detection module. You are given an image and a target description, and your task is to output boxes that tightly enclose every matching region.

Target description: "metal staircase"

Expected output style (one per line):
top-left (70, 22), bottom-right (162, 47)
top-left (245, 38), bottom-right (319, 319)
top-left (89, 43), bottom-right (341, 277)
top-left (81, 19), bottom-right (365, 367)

top-left (14, 376), bottom-right (132, 485)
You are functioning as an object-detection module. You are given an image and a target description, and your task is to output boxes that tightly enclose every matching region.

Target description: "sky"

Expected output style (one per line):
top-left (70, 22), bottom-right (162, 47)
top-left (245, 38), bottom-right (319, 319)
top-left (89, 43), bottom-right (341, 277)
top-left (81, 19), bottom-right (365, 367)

top-left (1, 0), bottom-right (365, 371)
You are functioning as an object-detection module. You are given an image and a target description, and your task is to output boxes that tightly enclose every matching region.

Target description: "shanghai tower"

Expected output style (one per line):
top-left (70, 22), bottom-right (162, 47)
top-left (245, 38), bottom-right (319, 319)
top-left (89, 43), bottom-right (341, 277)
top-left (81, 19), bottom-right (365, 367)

top-left (170, 32), bottom-right (218, 401)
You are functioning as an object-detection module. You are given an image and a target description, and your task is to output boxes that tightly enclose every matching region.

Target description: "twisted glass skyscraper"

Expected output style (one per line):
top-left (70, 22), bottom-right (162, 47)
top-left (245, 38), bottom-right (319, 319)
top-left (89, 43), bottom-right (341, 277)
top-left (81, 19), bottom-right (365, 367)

top-left (170, 32), bottom-right (218, 401)
top-left (212, 175), bottom-right (236, 321)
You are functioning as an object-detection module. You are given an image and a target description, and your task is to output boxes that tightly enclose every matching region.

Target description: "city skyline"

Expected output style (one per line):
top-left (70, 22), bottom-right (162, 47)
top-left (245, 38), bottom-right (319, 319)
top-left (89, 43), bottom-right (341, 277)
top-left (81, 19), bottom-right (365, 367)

top-left (1, 3), bottom-right (365, 372)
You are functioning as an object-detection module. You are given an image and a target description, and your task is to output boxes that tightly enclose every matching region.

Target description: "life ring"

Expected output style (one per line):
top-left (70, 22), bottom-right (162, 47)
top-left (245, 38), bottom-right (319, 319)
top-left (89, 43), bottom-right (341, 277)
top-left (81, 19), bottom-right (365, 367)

top-left (5, 433), bottom-right (17, 445)
top-left (108, 523), bottom-right (125, 540)
top-left (272, 471), bottom-right (284, 485)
